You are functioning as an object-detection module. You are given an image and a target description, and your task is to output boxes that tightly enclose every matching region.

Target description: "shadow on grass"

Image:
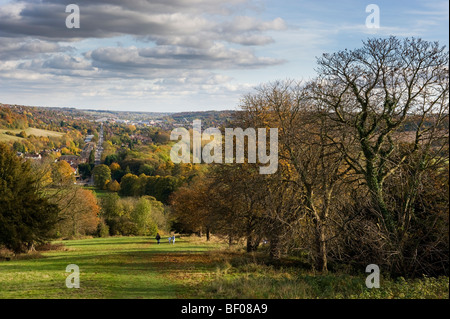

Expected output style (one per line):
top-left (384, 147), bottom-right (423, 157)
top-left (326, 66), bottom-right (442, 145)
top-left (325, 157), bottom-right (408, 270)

top-left (0, 236), bottom-right (226, 298)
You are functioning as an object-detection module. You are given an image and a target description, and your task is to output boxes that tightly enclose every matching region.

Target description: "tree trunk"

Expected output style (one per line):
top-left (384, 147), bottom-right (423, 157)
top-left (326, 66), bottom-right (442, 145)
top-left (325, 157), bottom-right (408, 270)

top-left (269, 235), bottom-right (282, 259)
top-left (314, 223), bottom-right (328, 272)
top-left (365, 160), bottom-right (395, 234)
top-left (246, 233), bottom-right (261, 252)
top-left (27, 242), bottom-right (36, 253)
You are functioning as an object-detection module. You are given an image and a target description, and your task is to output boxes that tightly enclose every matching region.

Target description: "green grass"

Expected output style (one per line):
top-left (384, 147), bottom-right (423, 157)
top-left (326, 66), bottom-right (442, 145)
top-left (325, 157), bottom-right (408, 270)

top-left (0, 236), bottom-right (222, 299)
top-left (83, 186), bottom-right (110, 199)
top-left (0, 236), bottom-right (448, 299)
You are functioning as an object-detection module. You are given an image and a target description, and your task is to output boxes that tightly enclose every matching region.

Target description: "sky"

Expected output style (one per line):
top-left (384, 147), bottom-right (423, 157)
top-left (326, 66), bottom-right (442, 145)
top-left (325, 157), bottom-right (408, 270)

top-left (0, 0), bottom-right (448, 113)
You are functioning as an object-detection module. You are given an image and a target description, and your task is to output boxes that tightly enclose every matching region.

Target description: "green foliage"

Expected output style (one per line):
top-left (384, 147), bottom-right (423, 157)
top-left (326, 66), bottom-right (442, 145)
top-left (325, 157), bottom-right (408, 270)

top-left (354, 276), bottom-right (449, 299)
top-left (78, 163), bottom-right (92, 179)
top-left (0, 143), bottom-right (59, 253)
top-left (145, 175), bottom-right (180, 204)
top-left (88, 149), bottom-right (95, 164)
top-left (96, 220), bottom-right (110, 238)
top-left (138, 163), bottom-right (155, 176)
top-left (99, 193), bottom-right (167, 236)
top-left (104, 154), bottom-right (119, 166)
top-left (119, 173), bottom-right (139, 196)
top-left (118, 173), bottom-right (181, 204)
top-left (101, 193), bottom-right (122, 219)
top-left (92, 164), bottom-right (111, 189)
top-left (131, 197), bottom-right (158, 236)
top-left (12, 141), bottom-right (25, 153)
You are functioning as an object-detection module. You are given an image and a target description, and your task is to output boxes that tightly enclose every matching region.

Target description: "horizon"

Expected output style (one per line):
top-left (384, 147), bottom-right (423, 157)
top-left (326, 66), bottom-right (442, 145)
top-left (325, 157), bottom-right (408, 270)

top-left (0, 101), bottom-right (236, 114)
top-left (0, 0), bottom-right (448, 113)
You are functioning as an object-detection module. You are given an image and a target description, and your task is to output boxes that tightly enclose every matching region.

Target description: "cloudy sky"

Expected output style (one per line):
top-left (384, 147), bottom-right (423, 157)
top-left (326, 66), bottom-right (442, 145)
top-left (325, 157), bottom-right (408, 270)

top-left (0, 0), bottom-right (448, 112)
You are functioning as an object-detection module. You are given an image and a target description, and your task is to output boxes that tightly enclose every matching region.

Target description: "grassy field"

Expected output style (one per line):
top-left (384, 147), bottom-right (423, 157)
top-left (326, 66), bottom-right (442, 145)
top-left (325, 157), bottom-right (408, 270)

top-left (0, 236), bottom-right (222, 299)
top-left (0, 127), bottom-right (65, 142)
top-left (0, 133), bottom-right (23, 142)
top-left (0, 236), bottom-right (448, 299)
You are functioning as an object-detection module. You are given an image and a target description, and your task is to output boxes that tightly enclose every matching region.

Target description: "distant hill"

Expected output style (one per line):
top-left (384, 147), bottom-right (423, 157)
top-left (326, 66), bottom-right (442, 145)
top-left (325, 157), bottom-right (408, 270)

top-left (1, 102), bottom-right (237, 130)
top-left (163, 110), bottom-right (236, 127)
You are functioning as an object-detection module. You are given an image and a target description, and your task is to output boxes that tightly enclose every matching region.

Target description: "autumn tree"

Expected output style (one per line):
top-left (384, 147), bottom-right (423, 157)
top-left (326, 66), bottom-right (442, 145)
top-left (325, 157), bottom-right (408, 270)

top-left (236, 79), bottom-right (349, 269)
top-left (56, 188), bottom-right (100, 238)
top-left (171, 175), bottom-right (214, 239)
top-left (51, 160), bottom-right (75, 187)
top-left (109, 162), bottom-right (121, 172)
top-left (106, 180), bottom-right (121, 192)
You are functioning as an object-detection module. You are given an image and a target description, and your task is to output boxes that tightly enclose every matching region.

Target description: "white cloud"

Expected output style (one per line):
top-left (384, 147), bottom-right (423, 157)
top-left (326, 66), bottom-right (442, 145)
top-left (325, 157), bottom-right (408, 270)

top-left (0, 0), bottom-right (287, 110)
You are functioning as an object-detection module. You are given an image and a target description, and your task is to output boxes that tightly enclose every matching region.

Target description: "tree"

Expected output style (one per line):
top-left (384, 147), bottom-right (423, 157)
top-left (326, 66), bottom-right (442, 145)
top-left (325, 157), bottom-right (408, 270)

top-left (144, 175), bottom-right (180, 204)
top-left (131, 197), bottom-right (158, 236)
top-left (104, 154), bottom-right (119, 166)
top-left (0, 143), bottom-right (59, 253)
top-left (92, 164), bottom-right (111, 189)
top-left (138, 163), bottom-right (155, 176)
top-left (314, 37), bottom-right (449, 273)
top-left (109, 162), bottom-right (121, 172)
top-left (236, 79), bottom-right (349, 269)
top-left (78, 163), bottom-right (92, 180)
top-left (207, 164), bottom-right (269, 252)
top-left (51, 160), bottom-right (75, 187)
top-left (56, 188), bottom-right (100, 238)
top-left (154, 131), bottom-right (170, 144)
top-left (171, 176), bottom-right (214, 239)
top-left (12, 141), bottom-right (25, 153)
top-left (106, 180), bottom-right (121, 192)
top-left (17, 130), bottom-right (27, 138)
top-left (119, 173), bottom-right (139, 196)
top-left (89, 149), bottom-right (95, 164)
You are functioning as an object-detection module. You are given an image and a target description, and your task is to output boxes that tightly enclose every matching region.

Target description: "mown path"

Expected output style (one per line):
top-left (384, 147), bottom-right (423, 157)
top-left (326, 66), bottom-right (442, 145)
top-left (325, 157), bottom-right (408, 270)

top-left (0, 236), bottom-right (221, 299)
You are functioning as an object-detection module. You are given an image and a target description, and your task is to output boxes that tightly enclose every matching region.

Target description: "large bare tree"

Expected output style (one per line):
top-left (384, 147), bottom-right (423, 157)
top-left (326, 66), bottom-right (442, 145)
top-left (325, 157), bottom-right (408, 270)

top-left (313, 37), bottom-right (449, 271)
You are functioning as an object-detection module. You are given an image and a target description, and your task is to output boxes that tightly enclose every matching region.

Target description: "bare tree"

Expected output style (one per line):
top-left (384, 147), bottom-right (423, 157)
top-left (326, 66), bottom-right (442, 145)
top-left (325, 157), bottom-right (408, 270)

top-left (314, 37), bottom-right (449, 273)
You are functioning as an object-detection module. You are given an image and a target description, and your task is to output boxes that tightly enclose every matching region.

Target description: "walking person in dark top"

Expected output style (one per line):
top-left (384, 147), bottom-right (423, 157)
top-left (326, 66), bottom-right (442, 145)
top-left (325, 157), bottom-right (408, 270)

top-left (155, 233), bottom-right (161, 244)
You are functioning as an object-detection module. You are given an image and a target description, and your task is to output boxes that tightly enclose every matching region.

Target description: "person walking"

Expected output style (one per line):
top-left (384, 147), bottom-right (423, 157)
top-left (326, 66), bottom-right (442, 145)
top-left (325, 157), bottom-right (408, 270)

top-left (172, 234), bottom-right (176, 244)
top-left (155, 233), bottom-right (161, 244)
